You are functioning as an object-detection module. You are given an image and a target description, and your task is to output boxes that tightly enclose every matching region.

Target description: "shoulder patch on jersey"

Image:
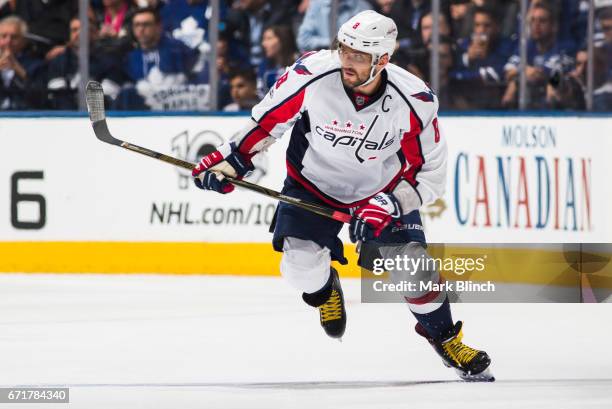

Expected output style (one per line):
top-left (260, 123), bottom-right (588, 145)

top-left (411, 90), bottom-right (435, 102)
top-left (293, 51), bottom-right (316, 75)
top-left (293, 63), bottom-right (312, 75)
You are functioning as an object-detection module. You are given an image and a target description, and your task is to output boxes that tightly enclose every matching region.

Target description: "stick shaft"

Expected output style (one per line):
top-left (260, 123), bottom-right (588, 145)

top-left (85, 80), bottom-right (351, 224)
top-left (121, 141), bottom-right (351, 223)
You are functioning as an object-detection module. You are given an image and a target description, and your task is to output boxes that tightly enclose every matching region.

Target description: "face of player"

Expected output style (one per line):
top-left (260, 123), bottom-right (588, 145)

top-left (132, 12), bottom-right (161, 50)
top-left (338, 43), bottom-right (374, 88)
top-left (262, 29), bottom-right (281, 59)
top-left (0, 22), bottom-right (25, 54)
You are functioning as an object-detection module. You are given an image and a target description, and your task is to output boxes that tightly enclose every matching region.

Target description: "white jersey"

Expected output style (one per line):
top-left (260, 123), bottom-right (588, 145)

top-left (235, 50), bottom-right (447, 213)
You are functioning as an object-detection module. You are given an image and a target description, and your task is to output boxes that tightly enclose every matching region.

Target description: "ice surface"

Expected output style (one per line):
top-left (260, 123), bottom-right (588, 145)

top-left (0, 274), bottom-right (610, 409)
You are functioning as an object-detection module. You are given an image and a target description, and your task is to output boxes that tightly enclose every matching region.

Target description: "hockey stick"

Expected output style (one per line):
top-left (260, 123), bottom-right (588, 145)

top-left (85, 81), bottom-right (351, 224)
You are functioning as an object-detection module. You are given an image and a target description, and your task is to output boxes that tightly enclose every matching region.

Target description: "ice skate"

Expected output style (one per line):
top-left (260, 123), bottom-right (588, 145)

top-left (416, 321), bottom-right (494, 382)
top-left (303, 268), bottom-right (346, 339)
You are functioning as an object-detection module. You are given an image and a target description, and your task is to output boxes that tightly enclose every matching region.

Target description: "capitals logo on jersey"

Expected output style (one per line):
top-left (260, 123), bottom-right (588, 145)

top-left (317, 115), bottom-right (395, 163)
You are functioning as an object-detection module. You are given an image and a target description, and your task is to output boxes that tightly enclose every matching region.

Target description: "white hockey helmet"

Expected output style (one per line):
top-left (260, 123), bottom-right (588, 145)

top-left (337, 10), bottom-right (397, 86)
top-left (337, 10), bottom-right (398, 62)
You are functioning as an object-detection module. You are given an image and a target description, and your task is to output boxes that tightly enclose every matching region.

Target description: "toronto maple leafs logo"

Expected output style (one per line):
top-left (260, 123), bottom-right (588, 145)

top-left (411, 90), bottom-right (435, 102)
top-left (136, 67), bottom-right (209, 110)
top-left (172, 16), bottom-right (205, 49)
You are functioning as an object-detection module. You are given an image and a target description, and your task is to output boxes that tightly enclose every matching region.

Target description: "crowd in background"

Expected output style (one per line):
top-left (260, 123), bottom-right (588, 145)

top-left (0, 0), bottom-right (610, 111)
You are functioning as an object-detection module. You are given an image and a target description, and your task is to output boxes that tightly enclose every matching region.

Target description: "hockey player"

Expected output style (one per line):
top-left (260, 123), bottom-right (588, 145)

top-left (192, 10), bottom-right (493, 381)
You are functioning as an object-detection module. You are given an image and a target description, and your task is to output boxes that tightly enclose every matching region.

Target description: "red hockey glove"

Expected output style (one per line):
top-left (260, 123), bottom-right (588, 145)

top-left (192, 142), bottom-right (254, 194)
top-left (349, 193), bottom-right (402, 242)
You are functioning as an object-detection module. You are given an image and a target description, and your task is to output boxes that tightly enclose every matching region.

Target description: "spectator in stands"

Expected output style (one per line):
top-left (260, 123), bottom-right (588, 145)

top-left (46, 15), bottom-right (124, 109)
top-left (0, 0), bottom-right (15, 20)
top-left (91, 0), bottom-right (134, 56)
top-left (15, 0), bottom-right (77, 59)
top-left (297, 0), bottom-right (371, 52)
top-left (406, 0), bottom-right (433, 39)
top-left (160, 0), bottom-right (227, 52)
top-left (496, 0), bottom-right (520, 40)
top-left (401, 11), bottom-right (450, 77)
top-left (293, 0), bottom-right (310, 32)
top-left (420, 9), bottom-right (451, 46)
top-left (451, 0), bottom-right (519, 41)
top-left (223, 69), bottom-right (259, 111)
top-left (216, 36), bottom-right (234, 109)
top-left (592, 6), bottom-right (612, 110)
top-left (371, 0), bottom-right (416, 66)
top-left (545, 56), bottom-right (585, 110)
top-left (437, 38), bottom-right (456, 110)
top-left (124, 7), bottom-right (199, 82)
top-left (114, 7), bottom-right (205, 109)
top-left (159, 0), bottom-right (231, 86)
top-left (0, 16), bottom-right (45, 109)
top-left (215, 32), bottom-right (254, 108)
top-left (45, 7), bottom-right (99, 62)
top-left (449, 0), bottom-right (472, 41)
top-left (557, 0), bottom-right (588, 55)
top-left (98, 0), bottom-right (132, 39)
top-left (258, 25), bottom-right (297, 95)
top-left (231, 0), bottom-right (298, 67)
top-left (502, 2), bottom-right (574, 109)
top-left (450, 6), bottom-right (515, 109)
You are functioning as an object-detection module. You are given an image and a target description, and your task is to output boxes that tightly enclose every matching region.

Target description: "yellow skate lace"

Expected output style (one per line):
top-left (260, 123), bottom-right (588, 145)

top-left (442, 328), bottom-right (479, 366)
top-left (319, 290), bottom-right (342, 322)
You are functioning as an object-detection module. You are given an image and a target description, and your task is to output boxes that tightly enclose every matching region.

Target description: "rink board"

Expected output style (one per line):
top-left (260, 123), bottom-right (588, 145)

top-left (1, 114), bottom-right (611, 281)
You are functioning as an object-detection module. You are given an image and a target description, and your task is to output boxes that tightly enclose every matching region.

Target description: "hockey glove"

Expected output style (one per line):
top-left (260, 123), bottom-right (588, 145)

top-left (349, 193), bottom-right (402, 243)
top-left (192, 142), bottom-right (254, 194)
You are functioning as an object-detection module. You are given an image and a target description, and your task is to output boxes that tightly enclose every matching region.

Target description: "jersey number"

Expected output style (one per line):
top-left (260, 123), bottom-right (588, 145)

top-left (433, 118), bottom-right (441, 143)
top-left (275, 71), bottom-right (289, 89)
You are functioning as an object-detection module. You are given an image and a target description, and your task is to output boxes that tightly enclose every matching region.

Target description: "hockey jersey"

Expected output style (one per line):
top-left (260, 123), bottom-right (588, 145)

top-left (235, 50), bottom-right (447, 213)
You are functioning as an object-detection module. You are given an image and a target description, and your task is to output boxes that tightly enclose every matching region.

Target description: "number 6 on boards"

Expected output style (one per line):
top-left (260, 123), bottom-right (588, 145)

top-left (10, 171), bottom-right (46, 230)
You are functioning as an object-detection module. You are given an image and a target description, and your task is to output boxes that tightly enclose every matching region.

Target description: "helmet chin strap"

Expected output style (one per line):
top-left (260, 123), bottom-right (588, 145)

top-left (354, 55), bottom-right (381, 88)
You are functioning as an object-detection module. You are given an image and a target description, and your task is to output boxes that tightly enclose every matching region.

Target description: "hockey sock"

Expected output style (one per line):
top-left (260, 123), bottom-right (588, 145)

top-left (411, 296), bottom-right (453, 340)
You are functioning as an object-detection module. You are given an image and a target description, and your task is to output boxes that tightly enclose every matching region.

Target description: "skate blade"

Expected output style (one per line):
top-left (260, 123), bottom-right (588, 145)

top-left (455, 367), bottom-right (495, 382)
